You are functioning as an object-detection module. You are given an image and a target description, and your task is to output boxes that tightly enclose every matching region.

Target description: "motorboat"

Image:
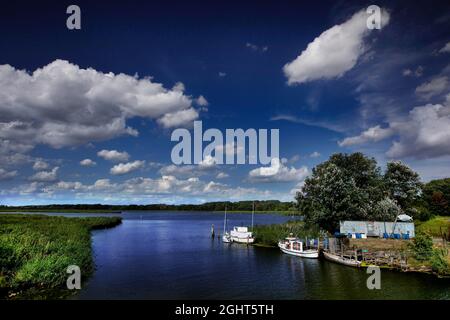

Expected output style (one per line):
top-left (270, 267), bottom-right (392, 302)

top-left (278, 236), bottom-right (319, 258)
top-left (230, 226), bottom-right (255, 244)
top-left (229, 202), bottom-right (255, 244)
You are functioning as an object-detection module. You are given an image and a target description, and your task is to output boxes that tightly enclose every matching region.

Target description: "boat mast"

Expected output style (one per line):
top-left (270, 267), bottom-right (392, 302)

top-left (223, 205), bottom-right (227, 233)
top-left (251, 201), bottom-right (254, 231)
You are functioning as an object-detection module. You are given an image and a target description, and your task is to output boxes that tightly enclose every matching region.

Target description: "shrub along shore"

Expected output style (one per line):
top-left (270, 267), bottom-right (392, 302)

top-left (0, 214), bottom-right (122, 299)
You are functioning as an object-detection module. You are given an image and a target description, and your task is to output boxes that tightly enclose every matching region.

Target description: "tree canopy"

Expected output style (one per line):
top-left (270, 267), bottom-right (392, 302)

top-left (384, 161), bottom-right (422, 211)
top-left (296, 153), bottom-right (422, 232)
top-left (422, 178), bottom-right (450, 216)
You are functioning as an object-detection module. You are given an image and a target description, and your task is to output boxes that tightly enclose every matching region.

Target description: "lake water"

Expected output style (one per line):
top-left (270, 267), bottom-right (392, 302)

top-left (9, 211), bottom-right (449, 299)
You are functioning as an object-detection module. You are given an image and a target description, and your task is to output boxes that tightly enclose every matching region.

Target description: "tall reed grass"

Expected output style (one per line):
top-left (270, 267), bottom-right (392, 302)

top-left (0, 214), bottom-right (121, 298)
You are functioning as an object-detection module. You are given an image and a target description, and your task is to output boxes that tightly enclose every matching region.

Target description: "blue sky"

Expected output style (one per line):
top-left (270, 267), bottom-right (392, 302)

top-left (0, 0), bottom-right (449, 205)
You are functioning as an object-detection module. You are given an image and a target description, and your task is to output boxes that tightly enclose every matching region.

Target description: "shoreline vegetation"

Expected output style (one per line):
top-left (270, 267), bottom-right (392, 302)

top-left (0, 214), bottom-right (122, 299)
top-left (0, 209), bottom-right (295, 215)
top-left (253, 221), bottom-right (318, 247)
top-left (253, 217), bottom-right (450, 278)
top-left (0, 200), bottom-right (298, 215)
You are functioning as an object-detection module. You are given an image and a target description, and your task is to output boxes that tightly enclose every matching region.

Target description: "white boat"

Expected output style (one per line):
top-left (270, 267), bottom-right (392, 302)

top-left (323, 251), bottom-right (361, 267)
top-left (229, 202), bottom-right (255, 244)
top-left (230, 226), bottom-right (255, 243)
top-left (222, 232), bottom-right (231, 243)
top-left (278, 237), bottom-right (319, 258)
top-left (222, 207), bottom-right (231, 243)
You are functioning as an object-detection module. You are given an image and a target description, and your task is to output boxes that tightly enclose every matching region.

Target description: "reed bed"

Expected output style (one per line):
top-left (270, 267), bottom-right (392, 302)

top-left (0, 214), bottom-right (121, 299)
top-left (253, 220), bottom-right (319, 247)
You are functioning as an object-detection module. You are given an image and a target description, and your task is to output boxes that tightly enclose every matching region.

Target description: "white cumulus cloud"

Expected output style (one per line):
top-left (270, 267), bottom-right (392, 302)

top-left (415, 76), bottom-right (449, 100)
top-left (97, 149), bottom-right (130, 162)
top-left (439, 42), bottom-right (450, 54)
top-left (216, 172), bottom-right (229, 179)
top-left (339, 95), bottom-right (450, 159)
top-left (157, 108), bottom-right (199, 128)
top-left (196, 95), bottom-right (209, 107)
top-left (32, 160), bottom-right (49, 171)
top-left (0, 59), bottom-right (201, 152)
top-left (248, 158), bottom-right (308, 182)
top-left (387, 102), bottom-right (450, 158)
top-left (338, 125), bottom-right (394, 147)
top-left (0, 168), bottom-right (18, 180)
top-left (110, 160), bottom-right (145, 175)
top-left (283, 9), bottom-right (390, 85)
top-left (29, 167), bottom-right (59, 182)
top-left (80, 159), bottom-right (97, 167)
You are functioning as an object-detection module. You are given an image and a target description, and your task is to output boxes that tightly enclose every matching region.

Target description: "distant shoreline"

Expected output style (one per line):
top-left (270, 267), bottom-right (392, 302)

top-left (0, 209), bottom-right (298, 215)
top-left (0, 209), bottom-right (123, 214)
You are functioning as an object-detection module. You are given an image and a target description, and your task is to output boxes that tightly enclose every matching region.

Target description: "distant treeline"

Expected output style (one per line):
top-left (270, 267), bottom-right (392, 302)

top-left (0, 200), bottom-right (296, 212)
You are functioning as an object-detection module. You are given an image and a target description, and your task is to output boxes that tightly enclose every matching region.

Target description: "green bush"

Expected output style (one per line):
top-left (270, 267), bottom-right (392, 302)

top-left (410, 232), bottom-right (433, 261)
top-left (430, 248), bottom-right (449, 276)
top-left (412, 205), bottom-right (433, 222)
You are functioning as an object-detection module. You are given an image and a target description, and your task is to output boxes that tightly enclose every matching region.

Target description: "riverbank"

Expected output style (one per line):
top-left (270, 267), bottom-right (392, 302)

top-left (253, 220), bottom-right (450, 278)
top-left (348, 237), bottom-right (450, 277)
top-left (0, 214), bottom-right (122, 299)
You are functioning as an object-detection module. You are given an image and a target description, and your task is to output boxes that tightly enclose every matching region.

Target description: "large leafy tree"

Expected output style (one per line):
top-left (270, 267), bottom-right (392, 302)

top-left (297, 153), bottom-right (385, 232)
top-left (296, 153), bottom-right (422, 232)
top-left (422, 178), bottom-right (450, 216)
top-left (384, 161), bottom-right (422, 212)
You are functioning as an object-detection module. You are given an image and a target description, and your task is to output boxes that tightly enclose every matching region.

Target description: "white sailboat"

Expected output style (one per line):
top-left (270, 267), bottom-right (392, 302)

top-left (222, 206), bottom-right (231, 243)
top-left (229, 201), bottom-right (255, 244)
top-left (278, 234), bottom-right (319, 258)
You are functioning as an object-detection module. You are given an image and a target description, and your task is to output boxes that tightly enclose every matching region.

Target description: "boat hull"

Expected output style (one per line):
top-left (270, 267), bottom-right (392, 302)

top-left (323, 251), bottom-right (361, 267)
top-left (231, 237), bottom-right (255, 244)
top-left (279, 244), bottom-right (319, 258)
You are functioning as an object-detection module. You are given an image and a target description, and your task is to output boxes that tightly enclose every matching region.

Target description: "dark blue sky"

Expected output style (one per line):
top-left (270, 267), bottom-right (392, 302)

top-left (0, 0), bottom-right (449, 205)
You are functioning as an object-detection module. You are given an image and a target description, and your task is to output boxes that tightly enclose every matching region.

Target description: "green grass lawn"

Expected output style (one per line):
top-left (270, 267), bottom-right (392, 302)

top-left (0, 214), bottom-right (121, 299)
top-left (416, 216), bottom-right (450, 237)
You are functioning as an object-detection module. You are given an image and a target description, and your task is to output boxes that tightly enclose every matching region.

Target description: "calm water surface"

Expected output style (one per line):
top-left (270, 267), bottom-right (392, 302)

top-left (11, 211), bottom-right (449, 299)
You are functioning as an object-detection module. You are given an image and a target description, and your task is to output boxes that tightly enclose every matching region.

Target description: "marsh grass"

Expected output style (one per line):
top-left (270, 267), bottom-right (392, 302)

top-left (253, 220), bottom-right (319, 247)
top-left (0, 214), bottom-right (121, 299)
